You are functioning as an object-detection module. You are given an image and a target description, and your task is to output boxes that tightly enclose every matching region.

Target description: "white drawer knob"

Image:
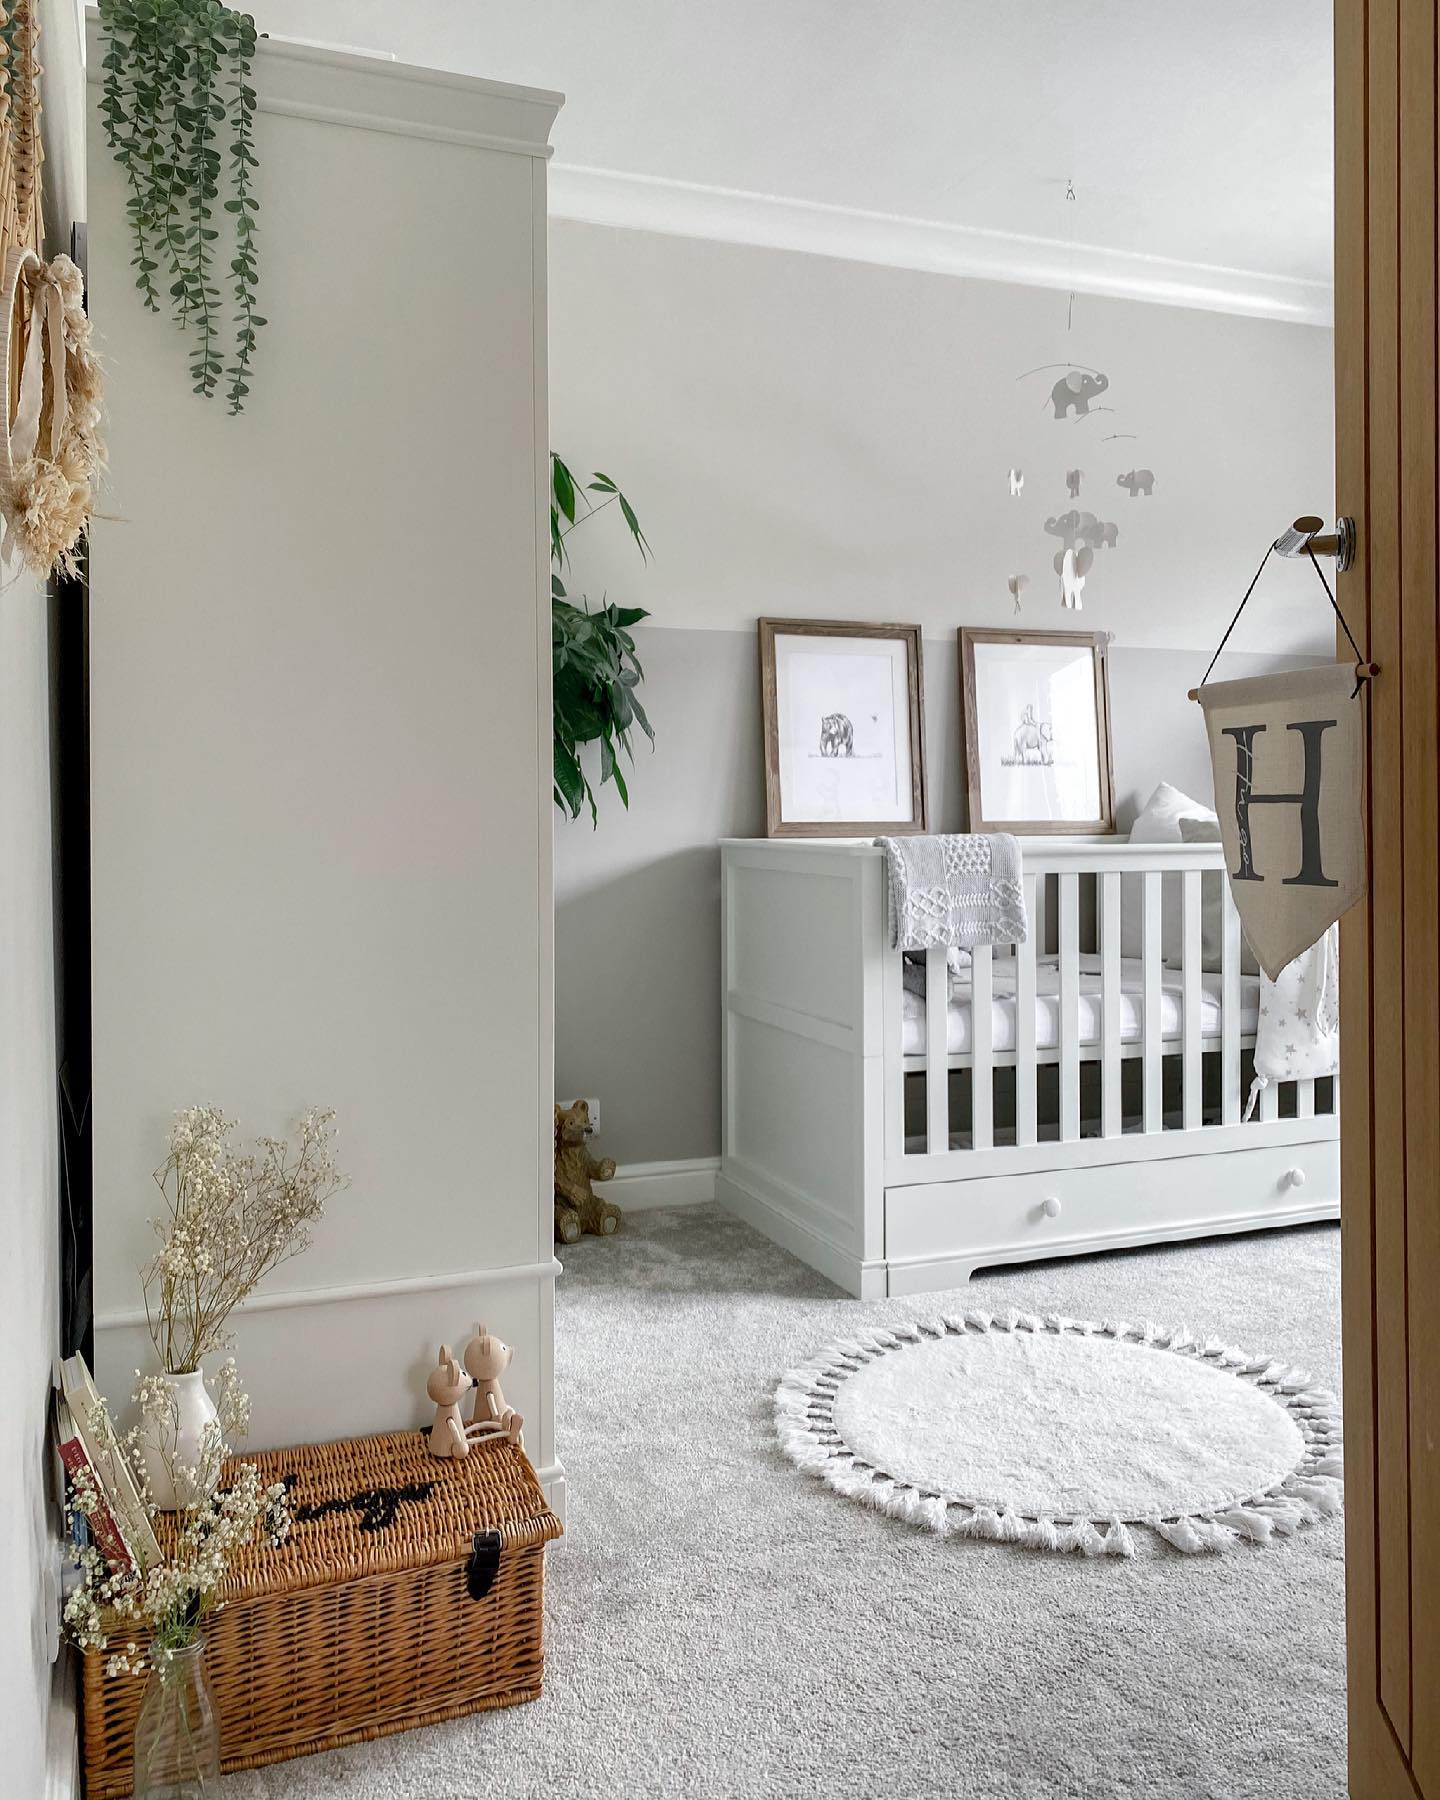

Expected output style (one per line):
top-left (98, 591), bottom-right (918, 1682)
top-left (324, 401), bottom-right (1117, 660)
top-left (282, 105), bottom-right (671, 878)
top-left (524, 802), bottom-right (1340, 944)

top-left (1286, 1167), bottom-right (1306, 1189)
top-left (1042, 1196), bottom-right (1062, 1219)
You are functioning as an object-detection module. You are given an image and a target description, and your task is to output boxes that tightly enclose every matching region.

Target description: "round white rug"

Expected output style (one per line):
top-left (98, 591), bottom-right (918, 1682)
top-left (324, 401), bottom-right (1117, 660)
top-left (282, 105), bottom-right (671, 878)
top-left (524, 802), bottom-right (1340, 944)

top-left (775, 1310), bottom-right (1343, 1556)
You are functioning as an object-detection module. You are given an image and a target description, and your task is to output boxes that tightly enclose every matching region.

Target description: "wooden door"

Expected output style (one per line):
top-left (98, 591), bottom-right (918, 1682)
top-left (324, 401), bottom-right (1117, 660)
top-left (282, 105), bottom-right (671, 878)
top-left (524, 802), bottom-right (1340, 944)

top-left (1337, 4), bottom-right (1440, 1794)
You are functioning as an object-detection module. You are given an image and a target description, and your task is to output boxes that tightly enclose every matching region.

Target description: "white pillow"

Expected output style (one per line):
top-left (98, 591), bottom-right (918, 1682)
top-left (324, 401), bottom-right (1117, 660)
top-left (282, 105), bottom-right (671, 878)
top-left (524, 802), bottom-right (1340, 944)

top-left (1120, 783), bottom-right (1215, 965)
top-left (1129, 781), bottom-right (1214, 845)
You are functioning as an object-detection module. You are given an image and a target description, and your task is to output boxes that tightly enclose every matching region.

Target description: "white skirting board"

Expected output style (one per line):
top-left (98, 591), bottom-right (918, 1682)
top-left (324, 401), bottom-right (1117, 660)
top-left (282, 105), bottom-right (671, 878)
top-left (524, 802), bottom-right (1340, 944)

top-left (597, 1158), bottom-right (718, 1212)
top-left (46, 1649), bottom-right (79, 1800)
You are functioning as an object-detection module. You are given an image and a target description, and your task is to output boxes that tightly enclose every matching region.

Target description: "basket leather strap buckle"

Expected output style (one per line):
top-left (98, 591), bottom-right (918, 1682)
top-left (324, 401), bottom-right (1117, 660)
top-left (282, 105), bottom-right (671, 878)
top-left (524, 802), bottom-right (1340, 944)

top-left (467, 1529), bottom-right (502, 1600)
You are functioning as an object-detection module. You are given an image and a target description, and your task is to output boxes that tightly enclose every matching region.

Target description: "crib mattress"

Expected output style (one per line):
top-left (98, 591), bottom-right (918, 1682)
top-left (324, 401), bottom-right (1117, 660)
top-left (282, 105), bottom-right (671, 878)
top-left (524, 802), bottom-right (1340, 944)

top-left (900, 953), bottom-right (1261, 1058)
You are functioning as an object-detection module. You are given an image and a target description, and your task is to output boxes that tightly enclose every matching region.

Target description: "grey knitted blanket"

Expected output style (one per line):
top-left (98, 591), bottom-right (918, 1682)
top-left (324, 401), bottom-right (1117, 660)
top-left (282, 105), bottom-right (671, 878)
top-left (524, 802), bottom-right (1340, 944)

top-left (875, 833), bottom-right (1027, 951)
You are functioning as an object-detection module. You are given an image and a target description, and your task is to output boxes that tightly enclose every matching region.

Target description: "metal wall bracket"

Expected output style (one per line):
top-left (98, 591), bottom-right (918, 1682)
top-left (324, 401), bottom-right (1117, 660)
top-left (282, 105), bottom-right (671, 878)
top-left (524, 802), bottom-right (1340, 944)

top-left (1274, 513), bottom-right (1357, 573)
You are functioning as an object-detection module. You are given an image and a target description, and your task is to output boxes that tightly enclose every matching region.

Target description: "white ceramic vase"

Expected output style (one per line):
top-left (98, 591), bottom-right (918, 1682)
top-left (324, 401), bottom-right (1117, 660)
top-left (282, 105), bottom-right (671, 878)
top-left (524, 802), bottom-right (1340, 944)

top-left (141, 1370), bottom-right (220, 1511)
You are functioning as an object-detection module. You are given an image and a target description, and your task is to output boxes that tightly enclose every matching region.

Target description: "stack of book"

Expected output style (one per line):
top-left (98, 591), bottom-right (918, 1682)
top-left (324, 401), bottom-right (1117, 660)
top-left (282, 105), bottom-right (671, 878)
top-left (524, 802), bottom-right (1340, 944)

top-left (55, 1353), bottom-right (162, 1577)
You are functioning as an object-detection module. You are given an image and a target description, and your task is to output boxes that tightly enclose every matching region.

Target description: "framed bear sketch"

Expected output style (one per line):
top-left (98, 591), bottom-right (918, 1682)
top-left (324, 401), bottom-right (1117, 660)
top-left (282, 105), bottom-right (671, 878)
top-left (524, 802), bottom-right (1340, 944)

top-left (959, 627), bottom-right (1115, 834)
top-left (759, 619), bottom-right (928, 837)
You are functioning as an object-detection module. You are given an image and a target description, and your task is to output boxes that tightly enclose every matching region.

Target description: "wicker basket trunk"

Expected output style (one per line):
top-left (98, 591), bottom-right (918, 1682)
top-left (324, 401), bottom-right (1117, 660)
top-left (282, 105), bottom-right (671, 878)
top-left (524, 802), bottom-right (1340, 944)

top-left (81, 1430), bottom-right (562, 1798)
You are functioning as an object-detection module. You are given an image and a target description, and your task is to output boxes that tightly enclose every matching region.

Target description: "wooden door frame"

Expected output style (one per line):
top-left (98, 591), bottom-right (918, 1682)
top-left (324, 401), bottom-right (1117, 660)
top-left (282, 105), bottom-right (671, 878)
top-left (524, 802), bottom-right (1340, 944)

top-left (1337, 4), bottom-right (1440, 1794)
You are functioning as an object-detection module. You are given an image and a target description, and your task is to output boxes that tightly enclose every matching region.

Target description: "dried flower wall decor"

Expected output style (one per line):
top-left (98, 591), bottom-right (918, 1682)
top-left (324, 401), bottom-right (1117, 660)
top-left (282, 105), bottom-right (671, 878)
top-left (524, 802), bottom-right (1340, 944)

top-left (0, 0), bottom-right (44, 255)
top-left (0, 247), bottom-right (105, 579)
top-left (97, 0), bottom-right (263, 412)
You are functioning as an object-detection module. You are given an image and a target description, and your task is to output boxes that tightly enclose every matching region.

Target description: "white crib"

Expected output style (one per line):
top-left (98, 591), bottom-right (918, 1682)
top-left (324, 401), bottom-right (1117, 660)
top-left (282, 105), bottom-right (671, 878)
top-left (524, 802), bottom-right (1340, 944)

top-left (717, 837), bottom-right (1340, 1299)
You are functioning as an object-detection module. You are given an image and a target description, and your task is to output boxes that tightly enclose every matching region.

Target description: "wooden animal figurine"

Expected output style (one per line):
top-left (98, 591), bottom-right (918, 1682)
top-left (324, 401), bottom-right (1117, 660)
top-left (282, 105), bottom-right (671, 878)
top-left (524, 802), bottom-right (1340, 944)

top-left (554, 1099), bottom-right (621, 1239)
top-left (463, 1328), bottom-right (524, 1447)
top-left (426, 1344), bottom-right (475, 1459)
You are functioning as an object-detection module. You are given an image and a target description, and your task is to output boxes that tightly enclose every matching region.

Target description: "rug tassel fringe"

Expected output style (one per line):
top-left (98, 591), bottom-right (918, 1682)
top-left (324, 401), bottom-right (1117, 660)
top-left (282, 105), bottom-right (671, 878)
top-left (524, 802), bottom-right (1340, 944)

top-left (1216, 1506), bottom-right (1274, 1544)
top-left (775, 1312), bottom-right (1344, 1561)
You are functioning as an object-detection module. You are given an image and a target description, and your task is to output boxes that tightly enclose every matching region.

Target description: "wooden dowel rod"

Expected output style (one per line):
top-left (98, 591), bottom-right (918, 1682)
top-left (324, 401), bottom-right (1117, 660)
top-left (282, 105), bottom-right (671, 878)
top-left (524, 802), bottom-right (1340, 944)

top-left (1188, 661), bottom-right (1381, 702)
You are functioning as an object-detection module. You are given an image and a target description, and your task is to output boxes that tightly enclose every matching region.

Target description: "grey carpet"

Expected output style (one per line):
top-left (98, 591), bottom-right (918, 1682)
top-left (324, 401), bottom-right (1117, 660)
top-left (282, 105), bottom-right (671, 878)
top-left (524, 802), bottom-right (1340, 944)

top-left (220, 1206), bottom-right (1345, 1800)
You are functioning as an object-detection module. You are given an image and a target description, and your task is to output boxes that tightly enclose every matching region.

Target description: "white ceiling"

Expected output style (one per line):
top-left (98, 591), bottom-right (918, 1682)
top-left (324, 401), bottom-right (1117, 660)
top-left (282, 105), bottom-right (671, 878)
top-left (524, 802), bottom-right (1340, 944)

top-left (266, 0), bottom-right (1333, 312)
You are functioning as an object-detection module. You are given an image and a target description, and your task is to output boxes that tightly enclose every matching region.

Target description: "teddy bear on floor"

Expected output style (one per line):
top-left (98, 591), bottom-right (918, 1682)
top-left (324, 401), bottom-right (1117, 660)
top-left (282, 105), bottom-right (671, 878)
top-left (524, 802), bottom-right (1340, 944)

top-left (554, 1099), bottom-right (621, 1242)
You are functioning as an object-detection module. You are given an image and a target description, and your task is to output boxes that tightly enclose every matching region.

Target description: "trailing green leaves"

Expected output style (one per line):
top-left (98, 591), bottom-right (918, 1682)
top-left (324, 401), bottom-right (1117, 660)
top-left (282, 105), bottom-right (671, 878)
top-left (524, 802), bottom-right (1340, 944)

top-left (550, 453), bottom-right (654, 825)
top-left (98, 0), bottom-right (263, 413)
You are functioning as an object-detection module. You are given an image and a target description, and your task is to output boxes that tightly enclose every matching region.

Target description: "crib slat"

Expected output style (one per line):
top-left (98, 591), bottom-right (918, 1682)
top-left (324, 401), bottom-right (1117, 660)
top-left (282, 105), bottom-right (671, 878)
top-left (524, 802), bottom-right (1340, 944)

top-left (1220, 877), bottom-right (1242, 1126)
top-left (1142, 871), bottom-right (1163, 1133)
top-left (971, 946), bottom-right (994, 1151)
top-left (1182, 870), bottom-right (1202, 1131)
top-left (1260, 1077), bottom-right (1279, 1122)
top-left (1059, 873), bottom-right (1080, 1142)
top-left (1100, 872), bottom-right (1121, 1138)
top-left (925, 947), bottom-right (949, 1154)
top-left (1032, 874), bottom-right (1048, 960)
top-left (1297, 1077), bottom-right (1316, 1118)
top-left (882, 949), bottom-right (905, 1158)
top-left (1015, 875), bottom-right (1038, 1148)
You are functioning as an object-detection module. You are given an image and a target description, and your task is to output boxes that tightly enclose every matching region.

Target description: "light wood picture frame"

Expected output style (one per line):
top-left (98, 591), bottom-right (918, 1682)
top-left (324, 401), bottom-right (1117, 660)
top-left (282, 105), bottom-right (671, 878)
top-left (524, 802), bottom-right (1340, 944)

top-left (759, 618), bottom-right (928, 837)
top-left (959, 627), bottom-right (1115, 834)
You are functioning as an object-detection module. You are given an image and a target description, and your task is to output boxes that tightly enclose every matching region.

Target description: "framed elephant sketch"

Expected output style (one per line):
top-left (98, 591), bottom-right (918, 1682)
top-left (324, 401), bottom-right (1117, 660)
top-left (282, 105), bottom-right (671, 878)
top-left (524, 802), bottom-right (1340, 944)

top-left (959, 627), bottom-right (1115, 834)
top-left (759, 618), bottom-right (928, 837)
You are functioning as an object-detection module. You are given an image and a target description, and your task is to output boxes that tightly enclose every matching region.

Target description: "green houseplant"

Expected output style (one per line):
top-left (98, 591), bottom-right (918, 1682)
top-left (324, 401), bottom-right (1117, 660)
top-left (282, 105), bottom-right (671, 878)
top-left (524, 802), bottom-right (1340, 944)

top-left (98, 0), bottom-right (263, 412)
top-left (551, 454), bottom-right (654, 823)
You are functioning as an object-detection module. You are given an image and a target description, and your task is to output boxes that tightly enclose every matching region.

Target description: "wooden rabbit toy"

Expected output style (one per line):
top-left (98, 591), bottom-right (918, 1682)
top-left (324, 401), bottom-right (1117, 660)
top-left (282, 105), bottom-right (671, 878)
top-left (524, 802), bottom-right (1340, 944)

top-left (426, 1343), bottom-right (476, 1459)
top-left (463, 1328), bottom-right (524, 1448)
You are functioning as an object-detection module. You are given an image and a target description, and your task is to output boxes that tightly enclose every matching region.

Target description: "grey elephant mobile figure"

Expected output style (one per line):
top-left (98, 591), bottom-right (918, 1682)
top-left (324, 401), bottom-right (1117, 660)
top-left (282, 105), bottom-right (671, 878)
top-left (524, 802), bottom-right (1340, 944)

top-left (1116, 468), bottom-right (1155, 497)
top-left (1049, 369), bottom-right (1109, 419)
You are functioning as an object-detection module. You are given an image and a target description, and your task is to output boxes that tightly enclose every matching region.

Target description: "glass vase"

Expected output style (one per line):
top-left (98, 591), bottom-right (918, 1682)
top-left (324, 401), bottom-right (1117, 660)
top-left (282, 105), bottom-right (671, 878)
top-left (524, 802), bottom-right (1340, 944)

top-left (132, 1638), bottom-right (221, 1799)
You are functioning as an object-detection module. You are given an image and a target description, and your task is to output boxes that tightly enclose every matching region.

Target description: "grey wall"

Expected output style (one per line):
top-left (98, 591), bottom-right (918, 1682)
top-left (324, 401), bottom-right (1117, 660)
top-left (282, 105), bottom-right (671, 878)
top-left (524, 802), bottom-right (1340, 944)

top-left (555, 630), bottom-right (1323, 1164)
top-left (550, 222), bottom-right (1337, 1166)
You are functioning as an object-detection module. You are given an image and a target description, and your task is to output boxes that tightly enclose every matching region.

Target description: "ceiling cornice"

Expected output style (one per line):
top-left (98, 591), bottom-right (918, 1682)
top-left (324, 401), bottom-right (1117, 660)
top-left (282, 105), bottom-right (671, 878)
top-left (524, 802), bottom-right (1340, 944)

top-left (547, 164), bottom-right (1333, 328)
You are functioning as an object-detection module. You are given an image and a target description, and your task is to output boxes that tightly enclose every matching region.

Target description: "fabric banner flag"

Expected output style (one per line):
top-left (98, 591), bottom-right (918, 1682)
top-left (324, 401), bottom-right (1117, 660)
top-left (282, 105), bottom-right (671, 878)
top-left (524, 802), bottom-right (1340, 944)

top-left (1196, 662), bottom-right (1366, 980)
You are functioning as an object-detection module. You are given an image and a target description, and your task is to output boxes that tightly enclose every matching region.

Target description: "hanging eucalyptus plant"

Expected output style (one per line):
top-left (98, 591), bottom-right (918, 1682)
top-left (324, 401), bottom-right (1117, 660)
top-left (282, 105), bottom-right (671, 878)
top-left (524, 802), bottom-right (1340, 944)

top-left (98, 0), bottom-right (263, 413)
top-left (551, 454), bottom-right (654, 824)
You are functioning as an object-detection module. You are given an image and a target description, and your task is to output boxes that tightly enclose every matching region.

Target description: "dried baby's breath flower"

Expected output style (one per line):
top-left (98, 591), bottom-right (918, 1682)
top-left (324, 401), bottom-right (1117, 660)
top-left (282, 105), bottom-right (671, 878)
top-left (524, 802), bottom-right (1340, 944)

top-left (143, 1107), bottom-right (348, 1374)
top-left (61, 1365), bottom-right (293, 1676)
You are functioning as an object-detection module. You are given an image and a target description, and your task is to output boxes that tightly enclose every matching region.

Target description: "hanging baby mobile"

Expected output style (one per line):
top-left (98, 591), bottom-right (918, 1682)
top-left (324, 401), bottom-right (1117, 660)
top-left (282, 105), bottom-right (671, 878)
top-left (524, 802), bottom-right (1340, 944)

top-left (0, 3), bottom-right (106, 581)
top-left (1004, 180), bottom-right (1150, 615)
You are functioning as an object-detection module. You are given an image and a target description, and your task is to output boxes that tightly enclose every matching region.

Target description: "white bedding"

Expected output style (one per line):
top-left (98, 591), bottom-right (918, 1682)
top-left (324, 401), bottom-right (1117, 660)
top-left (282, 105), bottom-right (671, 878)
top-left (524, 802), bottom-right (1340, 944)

top-left (900, 953), bottom-right (1261, 1058)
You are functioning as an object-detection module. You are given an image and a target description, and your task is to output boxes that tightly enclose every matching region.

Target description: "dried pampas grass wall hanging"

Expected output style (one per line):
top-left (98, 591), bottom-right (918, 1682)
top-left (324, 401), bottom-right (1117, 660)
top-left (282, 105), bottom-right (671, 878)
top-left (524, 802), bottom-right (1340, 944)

top-left (0, 0), bottom-right (107, 582)
top-left (0, 247), bottom-right (104, 579)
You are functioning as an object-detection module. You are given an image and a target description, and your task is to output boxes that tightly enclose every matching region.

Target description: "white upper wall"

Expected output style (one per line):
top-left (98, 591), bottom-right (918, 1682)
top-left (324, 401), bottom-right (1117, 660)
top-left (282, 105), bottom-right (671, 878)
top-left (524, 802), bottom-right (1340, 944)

top-left (260, 0), bottom-right (1332, 314)
top-left (548, 221), bottom-right (1336, 655)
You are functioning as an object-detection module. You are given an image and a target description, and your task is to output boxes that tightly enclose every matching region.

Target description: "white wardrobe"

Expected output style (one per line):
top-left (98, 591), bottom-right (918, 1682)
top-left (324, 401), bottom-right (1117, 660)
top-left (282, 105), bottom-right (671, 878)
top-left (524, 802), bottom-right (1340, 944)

top-left (86, 29), bottom-right (565, 1509)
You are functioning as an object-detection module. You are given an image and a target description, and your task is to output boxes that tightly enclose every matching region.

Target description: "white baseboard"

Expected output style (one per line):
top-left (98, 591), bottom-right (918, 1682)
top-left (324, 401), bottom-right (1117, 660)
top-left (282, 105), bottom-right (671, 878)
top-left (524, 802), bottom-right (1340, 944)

top-left (599, 1158), bottom-right (718, 1212)
top-left (532, 1458), bottom-right (567, 1527)
top-left (715, 1168), bottom-right (887, 1299)
top-left (46, 1647), bottom-right (79, 1800)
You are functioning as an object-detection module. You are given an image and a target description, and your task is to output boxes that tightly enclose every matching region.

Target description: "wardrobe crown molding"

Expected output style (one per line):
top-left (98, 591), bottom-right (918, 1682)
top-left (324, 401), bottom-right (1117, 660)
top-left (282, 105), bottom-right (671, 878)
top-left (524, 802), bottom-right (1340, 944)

top-left (84, 10), bottom-right (564, 159)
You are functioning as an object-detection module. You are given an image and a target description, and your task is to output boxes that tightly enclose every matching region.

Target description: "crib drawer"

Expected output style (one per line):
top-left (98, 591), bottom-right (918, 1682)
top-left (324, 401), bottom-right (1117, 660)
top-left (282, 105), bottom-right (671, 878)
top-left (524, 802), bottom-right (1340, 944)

top-left (883, 1136), bottom-right (1340, 1292)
